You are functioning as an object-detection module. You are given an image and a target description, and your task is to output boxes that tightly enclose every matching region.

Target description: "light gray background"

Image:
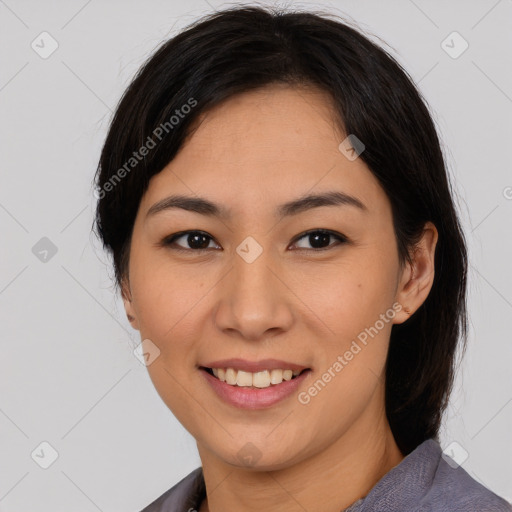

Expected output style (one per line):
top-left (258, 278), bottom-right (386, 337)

top-left (1, 0), bottom-right (511, 510)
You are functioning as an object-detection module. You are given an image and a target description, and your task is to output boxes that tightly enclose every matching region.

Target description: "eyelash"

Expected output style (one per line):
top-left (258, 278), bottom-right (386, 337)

top-left (160, 229), bottom-right (348, 253)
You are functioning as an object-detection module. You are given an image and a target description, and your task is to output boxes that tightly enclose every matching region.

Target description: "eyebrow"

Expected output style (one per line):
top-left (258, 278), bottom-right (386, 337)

top-left (146, 191), bottom-right (368, 220)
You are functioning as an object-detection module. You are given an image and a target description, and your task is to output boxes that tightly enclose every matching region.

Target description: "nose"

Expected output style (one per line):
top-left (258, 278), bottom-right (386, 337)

top-left (213, 247), bottom-right (295, 341)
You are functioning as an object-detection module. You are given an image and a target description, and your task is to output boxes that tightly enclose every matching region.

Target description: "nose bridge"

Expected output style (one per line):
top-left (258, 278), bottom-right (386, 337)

top-left (234, 242), bottom-right (273, 294)
top-left (213, 238), bottom-right (293, 338)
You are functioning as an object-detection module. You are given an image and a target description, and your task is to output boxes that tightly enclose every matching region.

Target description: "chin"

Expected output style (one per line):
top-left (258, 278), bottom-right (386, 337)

top-left (204, 435), bottom-right (309, 472)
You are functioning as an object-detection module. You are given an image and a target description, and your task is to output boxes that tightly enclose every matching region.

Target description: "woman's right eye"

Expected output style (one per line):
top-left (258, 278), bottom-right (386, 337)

top-left (162, 231), bottom-right (220, 252)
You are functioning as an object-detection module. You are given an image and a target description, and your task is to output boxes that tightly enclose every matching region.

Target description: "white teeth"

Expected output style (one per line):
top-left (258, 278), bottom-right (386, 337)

top-left (236, 370), bottom-right (253, 387)
top-left (253, 370), bottom-right (271, 388)
top-left (209, 367), bottom-right (304, 388)
top-left (270, 369), bottom-right (283, 384)
top-left (225, 368), bottom-right (237, 385)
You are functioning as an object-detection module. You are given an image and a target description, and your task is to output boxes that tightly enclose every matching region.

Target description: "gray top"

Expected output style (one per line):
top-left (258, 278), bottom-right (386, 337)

top-left (140, 438), bottom-right (512, 512)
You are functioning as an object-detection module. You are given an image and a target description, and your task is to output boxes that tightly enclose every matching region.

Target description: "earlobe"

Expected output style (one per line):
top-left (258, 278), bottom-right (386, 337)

top-left (393, 221), bottom-right (438, 325)
top-left (121, 278), bottom-right (140, 330)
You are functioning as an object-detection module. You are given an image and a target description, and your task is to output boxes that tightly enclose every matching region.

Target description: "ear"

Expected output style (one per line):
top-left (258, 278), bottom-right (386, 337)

top-left (121, 276), bottom-right (140, 330)
top-left (393, 221), bottom-right (438, 324)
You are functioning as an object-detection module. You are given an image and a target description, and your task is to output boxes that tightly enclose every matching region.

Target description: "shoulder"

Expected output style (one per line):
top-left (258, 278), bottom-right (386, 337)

top-left (359, 438), bottom-right (512, 512)
top-left (139, 467), bottom-right (204, 512)
top-left (417, 439), bottom-right (512, 512)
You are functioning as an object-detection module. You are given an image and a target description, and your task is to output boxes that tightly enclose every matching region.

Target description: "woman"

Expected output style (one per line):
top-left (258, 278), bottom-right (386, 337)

top-left (93, 5), bottom-right (512, 512)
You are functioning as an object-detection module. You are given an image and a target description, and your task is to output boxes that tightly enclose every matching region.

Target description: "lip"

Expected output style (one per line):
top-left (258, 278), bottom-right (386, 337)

top-left (200, 367), bottom-right (312, 409)
top-left (201, 358), bottom-right (309, 373)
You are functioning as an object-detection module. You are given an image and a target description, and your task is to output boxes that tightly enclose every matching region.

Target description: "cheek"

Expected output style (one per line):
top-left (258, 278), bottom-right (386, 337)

top-left (129, 249), bottom-right (211, 340)
top-left (292, 254), bottom-right (396, 342)
top-left (129, 260), bottom-right (210, 422)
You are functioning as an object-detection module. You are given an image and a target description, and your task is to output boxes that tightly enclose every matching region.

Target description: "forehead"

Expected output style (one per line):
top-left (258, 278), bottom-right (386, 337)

top-left (140, 85), bottom-right (389, 219)
top-left (186, 84), bottom-right (343, 160)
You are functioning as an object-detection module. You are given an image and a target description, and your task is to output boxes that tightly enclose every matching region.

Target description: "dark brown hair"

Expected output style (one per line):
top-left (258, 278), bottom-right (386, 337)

top-left (93, 5), bottom-right (468, 456)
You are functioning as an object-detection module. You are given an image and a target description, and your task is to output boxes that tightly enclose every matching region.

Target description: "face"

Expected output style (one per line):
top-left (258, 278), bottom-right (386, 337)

top-left (123, 84), bottom-right (426, 470)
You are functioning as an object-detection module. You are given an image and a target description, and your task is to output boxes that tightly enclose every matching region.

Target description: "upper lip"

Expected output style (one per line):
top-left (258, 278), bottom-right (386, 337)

top-left (200, 358), bottom-right (310, 373)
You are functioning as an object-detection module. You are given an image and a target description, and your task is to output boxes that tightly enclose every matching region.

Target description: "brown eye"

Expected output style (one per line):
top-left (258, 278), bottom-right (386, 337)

top-left (163, 231), bottom-right (220, 251)
top-left (290, 229), bottom-right (347, 251)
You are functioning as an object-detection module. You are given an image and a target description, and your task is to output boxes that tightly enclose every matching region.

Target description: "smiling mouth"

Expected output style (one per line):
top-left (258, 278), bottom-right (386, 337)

top-left (201, 366), bottom-right (310, 388)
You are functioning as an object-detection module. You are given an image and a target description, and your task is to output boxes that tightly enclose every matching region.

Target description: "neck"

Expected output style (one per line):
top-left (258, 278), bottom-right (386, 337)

top-left (197, 386), bottom-right (404, 512)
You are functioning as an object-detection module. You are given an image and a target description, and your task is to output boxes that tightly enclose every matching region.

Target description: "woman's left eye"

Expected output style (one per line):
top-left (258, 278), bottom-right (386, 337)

top-left (160, 229), bottom-right (347, 252)
top-left (290, 229), bottom-right (347, 251)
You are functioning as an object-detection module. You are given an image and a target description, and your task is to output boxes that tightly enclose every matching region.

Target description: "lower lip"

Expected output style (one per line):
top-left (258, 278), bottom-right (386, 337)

top-left (201, 368), bottom-right (311, 409)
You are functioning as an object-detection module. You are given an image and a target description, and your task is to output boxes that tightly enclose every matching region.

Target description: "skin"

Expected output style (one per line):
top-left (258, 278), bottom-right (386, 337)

top-left (122, 83), bottom-right (438, 512)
